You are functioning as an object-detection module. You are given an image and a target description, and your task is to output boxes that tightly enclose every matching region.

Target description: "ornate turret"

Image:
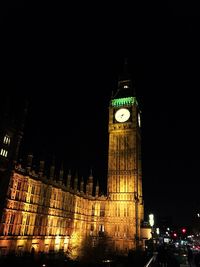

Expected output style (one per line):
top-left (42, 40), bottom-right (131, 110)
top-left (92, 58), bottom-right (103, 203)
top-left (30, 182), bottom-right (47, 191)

top-left (59, 162), bottom-right (64, 184)
top-left (49, 157), bottom-right (55, 180)
top-left (95, 179), bottom-right (99, 197)
top-left (88, 169), bottom-right (93, 196)
top-left (86, 183), bottom-right (89, 195)
top-left (80, 176), bottom-right (84, 193)
top-left (26, 153), bottom-right (33, 173)
top-left (74, 171), bottom-right (78, 192)
top-left (38, 160), bottom-right (45, 177)
top-left (66, 170), bottom-right (71, 190)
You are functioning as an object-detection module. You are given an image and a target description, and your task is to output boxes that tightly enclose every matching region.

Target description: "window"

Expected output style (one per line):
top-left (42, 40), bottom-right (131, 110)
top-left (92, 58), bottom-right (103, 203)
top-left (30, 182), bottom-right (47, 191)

top-left (10, 214), bottom-right (15, 224)
top-left (17, 182), bottom-right (21, 190)
top-left (8, 224), bottom-right (13, 235)
top-left (15, 191), bottom-right (19, 200)
top-left (0, 149), bottom-right (8, 157)
top-left (117, 205), bottom-right (120, 217)
top-left (30, 195), bottom-right (34, 203)
top-left (115, 224), bottom-right (120, 237)
top-left (100, 203), bottom-right (105, 217)
top-left (99, 224), bottom-right (104, 232)
top-left (3, 135), bottom-right (10, 145)
top-left (92, 205), bottom-right (95, 216)
top-left (24, 226), bottom-right (28, 235)
top-left (31, 186), bottom-right (35, 194)
top-left (26, 215), bottom-right (30, 225)
top-left (124, 207), bottom-right (127, 217)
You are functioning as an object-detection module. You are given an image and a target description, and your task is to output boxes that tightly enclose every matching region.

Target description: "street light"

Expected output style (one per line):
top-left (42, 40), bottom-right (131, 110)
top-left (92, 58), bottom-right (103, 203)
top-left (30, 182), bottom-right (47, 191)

top-left (149, 214), bottom-right (155, 251)
top-left (149, 214), bottom-right (154, 228)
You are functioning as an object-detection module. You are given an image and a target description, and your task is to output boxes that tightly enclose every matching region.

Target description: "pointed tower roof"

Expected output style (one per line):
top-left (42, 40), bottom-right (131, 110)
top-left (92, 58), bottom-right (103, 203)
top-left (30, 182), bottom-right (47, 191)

top-left (59, 162), bottom-right (64, 180)
top-left (74, 170), bottom-right (78, 191)
top-left (113, 58), bottom-right (136, 99)
top-left (49, 156), bottom-right (55, 180)
top-left (66, 169), bottom-right (71, 189)
top-left (80, 176), bottom-right (84, 193)
top-left (88, 168), bottom-right (93, 181)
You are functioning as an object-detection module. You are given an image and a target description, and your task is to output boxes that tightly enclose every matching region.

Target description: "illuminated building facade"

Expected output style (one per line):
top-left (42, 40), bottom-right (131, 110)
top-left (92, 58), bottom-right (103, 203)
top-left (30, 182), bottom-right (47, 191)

top-left (0, 68), bottom-right (144, 257)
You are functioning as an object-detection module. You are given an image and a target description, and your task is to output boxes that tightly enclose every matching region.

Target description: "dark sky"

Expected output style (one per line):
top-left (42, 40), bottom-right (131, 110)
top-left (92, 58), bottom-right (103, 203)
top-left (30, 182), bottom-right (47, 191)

top-left (1, 6), bottom-right (200, 227)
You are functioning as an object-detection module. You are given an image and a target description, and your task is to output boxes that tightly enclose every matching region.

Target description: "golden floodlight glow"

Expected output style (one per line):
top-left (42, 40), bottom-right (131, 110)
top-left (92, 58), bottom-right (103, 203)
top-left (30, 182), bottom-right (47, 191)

top-left (55, 234), bottom-right (61, 245)
top-left (68, 232), bottom-right (80, 260)
top-left (64, 236), bottom-right (69, 244)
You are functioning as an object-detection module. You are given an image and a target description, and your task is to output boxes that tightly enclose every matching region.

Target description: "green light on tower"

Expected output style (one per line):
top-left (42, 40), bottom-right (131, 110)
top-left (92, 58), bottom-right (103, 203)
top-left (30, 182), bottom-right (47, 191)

top-left (111, 97), bottom-right (138, 107)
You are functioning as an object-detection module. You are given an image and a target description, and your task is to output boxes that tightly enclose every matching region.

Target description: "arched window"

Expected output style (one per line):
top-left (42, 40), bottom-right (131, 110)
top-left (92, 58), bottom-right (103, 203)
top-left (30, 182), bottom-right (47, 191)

top-left (0, 149), bottom-right (8, 157)
top-left (3, 134), bottom-right (10, 145)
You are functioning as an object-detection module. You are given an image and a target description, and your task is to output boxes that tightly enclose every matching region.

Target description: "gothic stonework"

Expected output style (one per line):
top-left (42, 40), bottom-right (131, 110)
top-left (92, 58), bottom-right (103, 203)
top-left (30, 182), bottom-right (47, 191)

top-left (0, 69), bottom-right (144, 257)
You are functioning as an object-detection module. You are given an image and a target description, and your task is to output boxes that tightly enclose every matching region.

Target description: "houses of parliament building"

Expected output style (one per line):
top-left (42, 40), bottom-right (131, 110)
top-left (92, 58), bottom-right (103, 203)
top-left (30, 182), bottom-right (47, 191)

top-left (0, 67), bottom-right (148, 258)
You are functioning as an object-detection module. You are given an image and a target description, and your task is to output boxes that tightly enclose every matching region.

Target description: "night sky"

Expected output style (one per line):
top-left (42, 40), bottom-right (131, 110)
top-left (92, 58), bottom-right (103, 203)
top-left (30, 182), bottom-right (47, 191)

top-left (1, 7), bottom-right (200, 227)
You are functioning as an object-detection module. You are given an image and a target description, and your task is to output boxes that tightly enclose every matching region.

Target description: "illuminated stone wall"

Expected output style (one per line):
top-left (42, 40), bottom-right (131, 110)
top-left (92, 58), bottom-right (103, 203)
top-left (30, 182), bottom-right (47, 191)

top-left (106, 90), bottom-right (144, 252)
top-left (0, 167), bottom-right (108, 257)
top-left (0, 158), bottom-right (144, 257)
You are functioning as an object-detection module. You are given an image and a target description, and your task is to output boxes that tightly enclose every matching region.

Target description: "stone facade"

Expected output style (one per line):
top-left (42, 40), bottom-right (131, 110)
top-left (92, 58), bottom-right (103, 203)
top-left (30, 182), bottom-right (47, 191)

top-left (0, 72), bottom-right (144, 258)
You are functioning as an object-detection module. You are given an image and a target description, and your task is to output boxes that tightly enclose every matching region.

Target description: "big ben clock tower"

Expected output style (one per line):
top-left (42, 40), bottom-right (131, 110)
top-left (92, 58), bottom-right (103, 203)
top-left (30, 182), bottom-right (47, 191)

top-left (106, 62), bottom-right (144, 251)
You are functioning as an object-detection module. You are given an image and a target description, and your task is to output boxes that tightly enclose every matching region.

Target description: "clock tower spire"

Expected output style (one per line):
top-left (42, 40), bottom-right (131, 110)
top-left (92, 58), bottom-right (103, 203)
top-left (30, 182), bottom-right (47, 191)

top-left (113, 58), bottom-right (136, 99)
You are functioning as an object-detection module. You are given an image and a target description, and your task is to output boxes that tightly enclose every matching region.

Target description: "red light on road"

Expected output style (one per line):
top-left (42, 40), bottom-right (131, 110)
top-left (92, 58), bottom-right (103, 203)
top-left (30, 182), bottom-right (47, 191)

top-left (182, 228), bottom-right (186, 233)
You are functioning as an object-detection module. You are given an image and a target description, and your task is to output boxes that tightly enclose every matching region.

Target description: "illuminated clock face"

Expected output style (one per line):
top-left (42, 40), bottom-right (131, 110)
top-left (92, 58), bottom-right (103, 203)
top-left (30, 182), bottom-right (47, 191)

top-left (115, 108), bottom-right (130, 122)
